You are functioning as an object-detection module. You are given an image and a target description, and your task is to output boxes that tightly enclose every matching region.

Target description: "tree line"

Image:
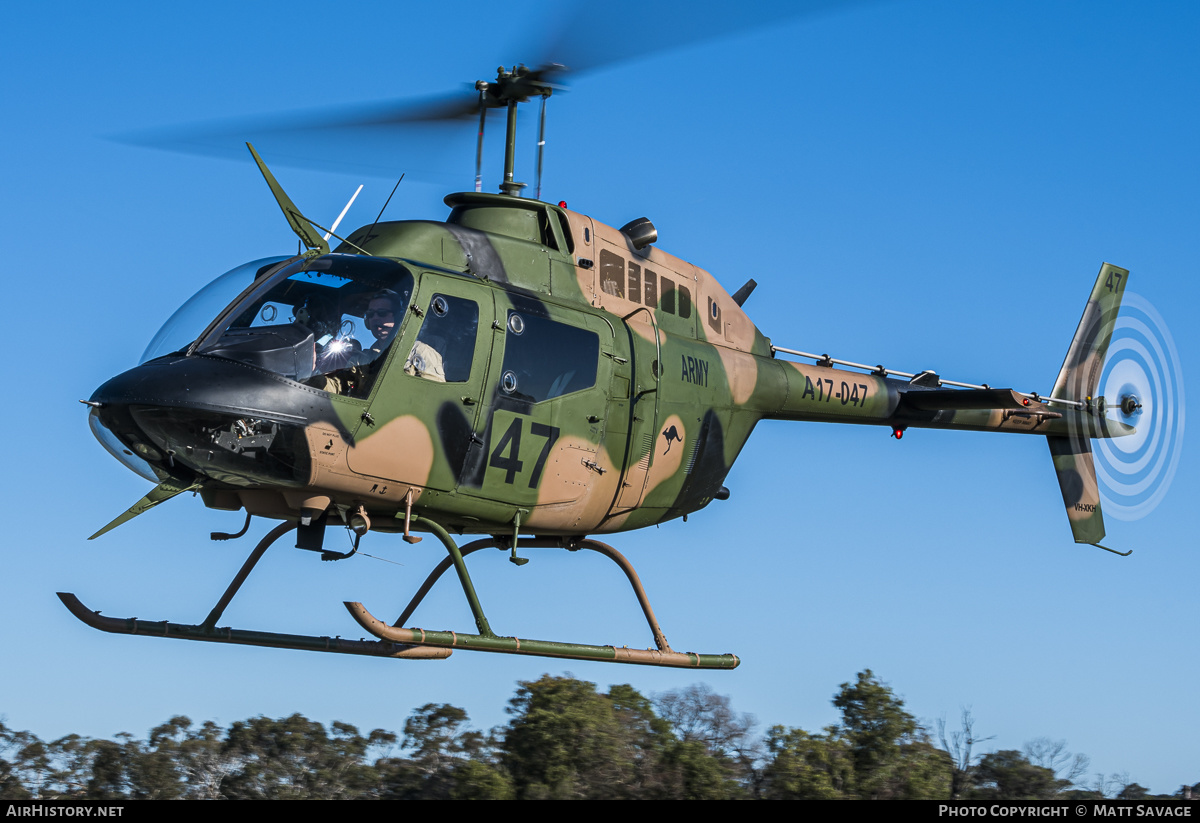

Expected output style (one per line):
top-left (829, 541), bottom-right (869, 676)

top-left (1, 670), bottom-right (1191, 800)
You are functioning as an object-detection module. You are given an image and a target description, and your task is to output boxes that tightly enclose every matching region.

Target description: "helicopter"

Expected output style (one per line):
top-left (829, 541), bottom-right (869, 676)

top-left (63, 54), bottom-right (1147, 670)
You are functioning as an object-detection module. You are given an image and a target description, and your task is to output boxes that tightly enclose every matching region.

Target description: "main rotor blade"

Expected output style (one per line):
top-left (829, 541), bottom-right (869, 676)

top-left (530, 0), bottom-right (864, 76)
top-left (116, 96), bottom-right (493, 182)
top-left (115, 0), bottom-right (877, 179)
top-left (121, 87), bottom-right (480, 143)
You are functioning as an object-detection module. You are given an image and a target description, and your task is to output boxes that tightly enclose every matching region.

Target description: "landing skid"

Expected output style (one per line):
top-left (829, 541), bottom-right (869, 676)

top-left (60, 522), bottom-right (447, 660)
top-left (60, 517), bottom-right (739, 669)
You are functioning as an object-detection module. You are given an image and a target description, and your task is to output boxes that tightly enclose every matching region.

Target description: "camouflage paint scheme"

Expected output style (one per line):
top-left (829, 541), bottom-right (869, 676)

top-left (91, 193), bottom-right (1133, 547)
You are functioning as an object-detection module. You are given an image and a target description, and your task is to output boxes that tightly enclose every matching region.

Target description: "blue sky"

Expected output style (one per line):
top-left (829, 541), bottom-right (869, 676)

top-left (3, 0), bottom-right (1197, 794)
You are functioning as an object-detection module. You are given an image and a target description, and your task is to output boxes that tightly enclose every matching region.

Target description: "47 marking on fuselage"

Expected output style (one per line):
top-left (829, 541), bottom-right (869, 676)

top-left (488, 416), bottom-right (561, 488)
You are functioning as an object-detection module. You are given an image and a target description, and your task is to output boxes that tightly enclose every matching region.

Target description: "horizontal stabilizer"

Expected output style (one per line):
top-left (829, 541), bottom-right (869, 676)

top-left (89, 478), bottom-right (201, 540)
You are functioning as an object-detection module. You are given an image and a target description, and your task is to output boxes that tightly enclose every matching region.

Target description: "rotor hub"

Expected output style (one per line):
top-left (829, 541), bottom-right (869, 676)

top-left (476, 64), bottom-right (560, 108)
top-left (1120, 394), bottom-right (1142, 416)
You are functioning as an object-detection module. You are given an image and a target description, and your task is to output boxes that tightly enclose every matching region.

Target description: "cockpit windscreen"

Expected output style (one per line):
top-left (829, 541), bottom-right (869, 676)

top-left (149, 254), bottom-right (414, 394)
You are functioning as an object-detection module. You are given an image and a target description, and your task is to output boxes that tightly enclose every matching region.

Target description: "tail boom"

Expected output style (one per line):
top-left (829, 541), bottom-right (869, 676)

top-left (757, 262), bottom-right (1134, 549)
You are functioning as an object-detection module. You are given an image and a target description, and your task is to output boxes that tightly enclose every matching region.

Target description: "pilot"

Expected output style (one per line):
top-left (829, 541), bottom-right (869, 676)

top-left (360, 290), bottom-right (402, 364)
top-left (298, 294), bottom-right (361, 374)
top-left (310, 289), bottom-right (404, 395)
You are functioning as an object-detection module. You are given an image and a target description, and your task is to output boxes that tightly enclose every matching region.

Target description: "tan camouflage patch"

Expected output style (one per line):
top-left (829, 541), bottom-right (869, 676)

top-left (597, 508), bottom-right (634, 532)
top-left (525, 436), bottom-right (621, 531)
top-left (714, 295), bottom-right (758, 350)
top-left (559, 209), bottom-right (597, 303)
top-left (640, 414), bottom-right (686, 499)
top-left (534, 438), bottom-right (599, 505)
top-left (303, 424), bottom-right (391, 500)
top-left (714, 345), bottom-right (758, 406)
top-left (281, 491), bottom-right (331, 512)
top-left (304, 425), bottom-right (347, 479)
top-left (346, 415), bottom-right (435, 488)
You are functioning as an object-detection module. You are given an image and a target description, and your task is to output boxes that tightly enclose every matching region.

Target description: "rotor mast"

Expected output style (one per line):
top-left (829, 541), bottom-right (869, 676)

top-left (476, 65), bottom-right (558, 198)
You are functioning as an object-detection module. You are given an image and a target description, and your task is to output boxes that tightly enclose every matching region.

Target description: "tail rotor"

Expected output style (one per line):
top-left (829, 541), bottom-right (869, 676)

top-left (1093, 293), bottom-right (1185, 521)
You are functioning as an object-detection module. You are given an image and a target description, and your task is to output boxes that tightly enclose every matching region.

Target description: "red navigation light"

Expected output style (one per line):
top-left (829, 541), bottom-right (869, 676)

top-left (558, 201), bottom-right (568, 208)
top-left (891, 427), bottom-right (905, 440)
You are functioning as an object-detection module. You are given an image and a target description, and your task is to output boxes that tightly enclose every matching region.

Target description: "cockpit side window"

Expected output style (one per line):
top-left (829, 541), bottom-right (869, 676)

top-left (405, 294), bottom-right (480, 383)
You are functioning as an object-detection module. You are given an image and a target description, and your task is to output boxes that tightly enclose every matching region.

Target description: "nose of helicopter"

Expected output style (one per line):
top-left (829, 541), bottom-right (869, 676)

top-left (88, 354), bottom-right (337, 486)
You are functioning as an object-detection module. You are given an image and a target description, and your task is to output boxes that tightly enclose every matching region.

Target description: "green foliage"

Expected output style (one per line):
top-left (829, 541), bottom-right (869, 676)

top-left (761, 726), bottom-right (854, 799)
top-left (1117, 782), bottom-right (1150, 799)
top-left (659, 739), bottom-right (745, 799)
top-left (497, 676), bottom-right (751, 799)
top-left (886, 739), bottom-right (953, 800)
top-left (0, 761), bottom-right (27, 800)
top-left (972, 750), bottom-right (1068, 799)
top-left (501, 675), bottom-right (643, 799)
top-left (85, 738), bottom-right (129, 799)
top-left (607, 684), bottom-right (687, 798)
top-left (378, 703), bottom-right (507, 799)
top-left (829, 669), bottom-right (951, 799)
top-left (220, 714), bottom-right (381, 799)
top-left (0, 669), bottom-right (1137, 800)
top-left (833, 669), bottom-right (918, 778)
top-left (448, 760), bottom-right (515, 800)
top-left (654, 683), bottom-right (755, 758)
top-left (0, 720), bottom-right (30, 800)
top-left (123, 717), bottom-right (190, 799)
top-left (653, 684), bottom-right (754, 798)
top-left (1024, 737), bottom-right (1090, 789)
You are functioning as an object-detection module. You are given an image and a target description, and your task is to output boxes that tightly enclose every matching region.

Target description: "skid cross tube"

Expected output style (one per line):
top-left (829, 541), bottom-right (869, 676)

top-left (346, 520), bottom-right (739, 669)
top-left (202, 521), bottom-right (293, 630)
top-left (59, 521), bottom-right (450, 660)
top-left (393, 532), bottom-right (671, 651)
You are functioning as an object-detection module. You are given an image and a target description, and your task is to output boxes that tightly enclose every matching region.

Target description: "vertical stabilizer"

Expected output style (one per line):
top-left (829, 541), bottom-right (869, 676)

top-left (1047, 435), bottom-right (1105, 544)
top-left (1051, 263), bottom-right (1128, 403)
top-left (1046, 263), bottom-right (1128, 545)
